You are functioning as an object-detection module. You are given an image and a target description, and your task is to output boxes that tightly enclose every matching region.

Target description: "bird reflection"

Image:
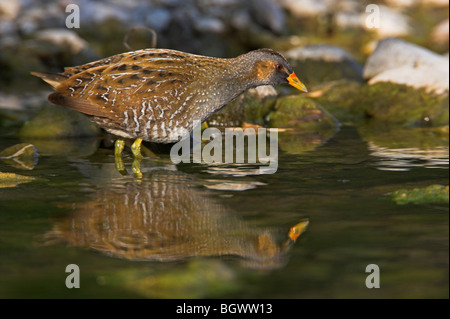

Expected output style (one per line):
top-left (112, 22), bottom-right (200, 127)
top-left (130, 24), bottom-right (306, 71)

top-left (46, 169), bottom-right (308, 270)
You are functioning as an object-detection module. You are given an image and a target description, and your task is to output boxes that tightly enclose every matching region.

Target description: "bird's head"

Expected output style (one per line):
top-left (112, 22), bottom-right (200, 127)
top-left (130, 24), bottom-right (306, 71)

top-left (243, 48), bottom-right (308, 92)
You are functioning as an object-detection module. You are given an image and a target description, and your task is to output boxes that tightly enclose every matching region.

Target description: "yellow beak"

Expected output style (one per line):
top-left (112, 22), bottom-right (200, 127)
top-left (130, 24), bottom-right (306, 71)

top-left (287, 72), bottom-right (308, 92)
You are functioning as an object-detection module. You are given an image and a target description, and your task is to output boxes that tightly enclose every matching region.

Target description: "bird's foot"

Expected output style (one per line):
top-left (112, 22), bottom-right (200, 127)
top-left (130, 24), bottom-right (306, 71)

top-left (131, 138), bottom-right (143, 159)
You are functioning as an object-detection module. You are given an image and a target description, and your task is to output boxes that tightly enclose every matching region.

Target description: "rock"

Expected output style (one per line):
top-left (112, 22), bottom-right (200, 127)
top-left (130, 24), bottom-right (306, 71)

top-left (284, 44), bottom-right (363, 84)
top-left (364, 5), bottom-right (411, 37)
top-left (279, 0), bottom-right (329, 18)
top-left (268, 95), bottom-right (339, 135)
top-left (194, 17), bottom-right (226, 34)
top-left (369, 64), bottom-right (449, 94)
top-left (390, 185), bottom-right (449, 205)
top-left (364, 38), bottom-right (449, 94)
top-left (144, 8), bottom-right (172, 32)
top-left (314, 80), bottom-right (449, 127)
top-left (420, 0), bottom-right (449, 6)
top-left (431, 18), bottom-right (449, 46)
top-left (18, 105), bottom-right (100, 138)
top-left (208, 85), bottom-right (278, 127)
top-left (384, 0), bottom-right (417, 7)
top-left (33, 29), bottom-right (91, 56)
top-left (0, 0), bottom-right (21, 20)
top-left (250, 0), bottom-right (286, 34)
top-left (0, 143), bottom-right (39, 170)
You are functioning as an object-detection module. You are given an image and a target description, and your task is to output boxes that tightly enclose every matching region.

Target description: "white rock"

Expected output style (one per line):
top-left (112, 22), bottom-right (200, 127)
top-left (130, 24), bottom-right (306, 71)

top-left (0, 0), bottom-right (21, 20)
top-left (369, 64), bottom-right (449, 94)
top-left (384, 0), bottom-right (418, 7)
top-left (364, 37), bottom-right (446, 78)
top-left (432, 18), bottom-right (449, 45)
top-left (420, 0), bottom-right (449, 6)
top-left (247, 85), bottom-right (278, 99)
top-left (285, 44), bottom-right (357, 63)
top-left (279, 0), bottom-right (328, 18)
top-left (363, 5), bottom-right (411, 37)
top-left (34, 29), bottom-right (90, 54)
top-left (194, 17), bottom-right (226, 34)
top-left (364, 38), bottom-right (449, 93)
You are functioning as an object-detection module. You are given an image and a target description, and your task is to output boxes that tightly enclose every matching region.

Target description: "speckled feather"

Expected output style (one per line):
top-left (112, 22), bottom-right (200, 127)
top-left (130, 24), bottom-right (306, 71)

top-left (33, 48), bottom-right (295, 143)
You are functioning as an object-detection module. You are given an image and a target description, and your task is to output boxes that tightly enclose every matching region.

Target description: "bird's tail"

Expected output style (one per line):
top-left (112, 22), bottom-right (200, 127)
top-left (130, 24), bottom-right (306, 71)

top-left (31, 72), bottom-right (68, 89)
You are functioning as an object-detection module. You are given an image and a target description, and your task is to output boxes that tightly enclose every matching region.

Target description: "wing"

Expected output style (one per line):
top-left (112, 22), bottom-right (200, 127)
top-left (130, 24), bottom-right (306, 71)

top-left (53, 50), bottom-right (199, 127)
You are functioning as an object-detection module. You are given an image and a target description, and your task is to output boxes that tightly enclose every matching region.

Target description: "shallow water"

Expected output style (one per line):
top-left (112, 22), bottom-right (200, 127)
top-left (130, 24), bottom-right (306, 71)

top-left (0, 125), bottom-right (448, 299)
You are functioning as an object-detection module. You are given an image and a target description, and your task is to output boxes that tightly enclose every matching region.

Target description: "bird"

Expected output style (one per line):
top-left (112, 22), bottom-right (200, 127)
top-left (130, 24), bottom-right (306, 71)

top-left (32, 48), bottom-right (307, 159)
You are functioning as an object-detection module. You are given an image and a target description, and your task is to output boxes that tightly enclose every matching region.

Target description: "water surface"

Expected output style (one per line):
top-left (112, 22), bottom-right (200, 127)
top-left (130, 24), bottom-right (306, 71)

top-left (0, 126), bottom-right (448, 298)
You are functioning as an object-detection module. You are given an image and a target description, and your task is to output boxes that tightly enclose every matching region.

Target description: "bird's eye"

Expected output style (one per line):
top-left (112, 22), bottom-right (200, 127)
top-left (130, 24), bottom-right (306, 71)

top-left (275, 63), bottom-right (283, 72)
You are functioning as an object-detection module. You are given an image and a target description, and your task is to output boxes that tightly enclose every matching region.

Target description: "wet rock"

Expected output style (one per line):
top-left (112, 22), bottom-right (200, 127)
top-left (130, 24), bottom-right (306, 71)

top-left (208, 85), bottom-right (278, 127)
top-left (369, 64), bottom-right (449, 95)
top-left (314, 80), bottom-right (449, 127)
top-left (0, 143), bottom-right (39, 170)
top-left (268, 95), bottom-right (339, 135)
top-left (18, 105), bottom-right (100, 138)
top-left (285, 44), bottom-right (363, 84)
top-left (364, 38), bottom-right (449, 94)
top-left (390, 185), bottom-right (449, 205)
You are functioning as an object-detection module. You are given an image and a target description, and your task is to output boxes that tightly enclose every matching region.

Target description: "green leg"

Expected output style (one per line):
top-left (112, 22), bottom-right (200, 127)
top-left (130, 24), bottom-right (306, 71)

top-left (131, 138), bottom-right (143, 158)
top-left (115, 139), bottom-right (125, 157)
top-left (131, 138), bottom-right (144, 178)
top-left (114, 139), bottom-right (127, 175)
top-left (132, 157), bottom-right (143, 179)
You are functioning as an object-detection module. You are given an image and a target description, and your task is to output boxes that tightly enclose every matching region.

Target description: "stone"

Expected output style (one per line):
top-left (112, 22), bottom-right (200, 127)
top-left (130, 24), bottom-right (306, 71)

top-left (368, 64), bottom-right (449, 94)
top-left (0, 0), bottom-right (21, 20)
top-left (250, 0), bottom-right (286, 34)
top-left (390, 185), bottom-right (449, 205)
top-left (364, 38), bottom-right (449, 94)
top-left (268, 95), bottom-right (339, 134)
top-left (279, 0), bottom-right (329, 18)
top-left (208, 85), bottom-right (278, 127)
top-left (364, 5), bottom-right (411, 37)
top-left (19, 105), bottom-right (100, 138)
top-left (284, 44), bottom-right (363, 84)
top-left (33, 29), bottom-right (91, 55)
top-left (431, 18), bottom-right (449, 46)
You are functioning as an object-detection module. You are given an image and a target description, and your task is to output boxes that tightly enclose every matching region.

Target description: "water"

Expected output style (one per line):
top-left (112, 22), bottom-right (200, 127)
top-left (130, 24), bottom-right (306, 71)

top-left (0, 126), bottom-right (448, 298)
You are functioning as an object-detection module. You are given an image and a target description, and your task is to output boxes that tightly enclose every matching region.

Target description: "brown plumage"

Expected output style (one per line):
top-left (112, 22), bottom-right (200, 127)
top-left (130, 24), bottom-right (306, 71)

top-left (32, 48), bottom-right (307, 144)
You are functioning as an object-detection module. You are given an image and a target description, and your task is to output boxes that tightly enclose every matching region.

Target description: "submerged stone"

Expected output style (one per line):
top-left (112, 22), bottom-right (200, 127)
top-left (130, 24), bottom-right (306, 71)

top-left (0, 143), bottom-right (39, 170)
top-left (314, 80), bottom-right (449, 127)
top-left (208, 85), bottom-right (278, 127)
top-left (269, 95), bottom-right (340, 134)
top-left (18, 105), bottom-right (100, 138)
top-left (390, 185), bottom-right (449, 205)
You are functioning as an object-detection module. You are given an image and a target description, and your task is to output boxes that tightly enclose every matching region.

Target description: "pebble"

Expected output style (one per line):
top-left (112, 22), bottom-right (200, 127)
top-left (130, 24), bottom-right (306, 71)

top-left (34, 29), bottom-right (90, 54)
top-left (279, 0), bottom-right (329, 18)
